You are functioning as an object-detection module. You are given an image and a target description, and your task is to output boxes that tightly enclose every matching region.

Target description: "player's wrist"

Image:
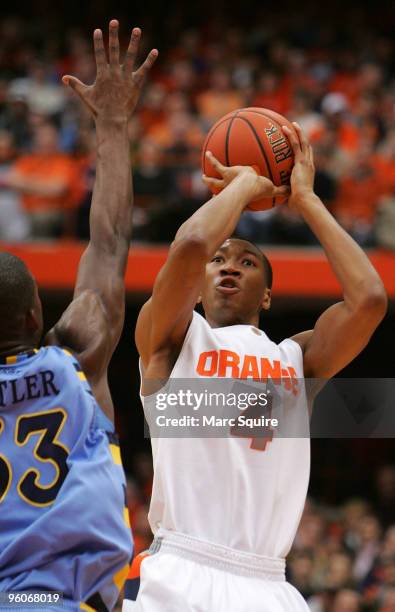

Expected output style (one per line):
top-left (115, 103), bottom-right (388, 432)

top-left (235, 170), bottom-right (261, 201)
top-left (289, 189), bottom-right (318, 209)
top-left (95, 116), bottom-right (129, 130)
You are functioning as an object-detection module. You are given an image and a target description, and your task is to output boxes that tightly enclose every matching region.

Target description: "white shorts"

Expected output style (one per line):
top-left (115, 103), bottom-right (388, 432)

top-left (122, 530), bottom-right (309, 612)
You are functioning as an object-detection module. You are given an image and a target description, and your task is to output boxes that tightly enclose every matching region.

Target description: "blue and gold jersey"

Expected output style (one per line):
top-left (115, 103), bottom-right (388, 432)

top-left (0, 346), bottom-right (133, 611)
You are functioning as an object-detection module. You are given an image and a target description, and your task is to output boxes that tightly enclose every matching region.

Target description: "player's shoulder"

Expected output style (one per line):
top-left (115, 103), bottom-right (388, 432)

top-left (278, 333), bottom-right (308, 362)
top-left (287, 330), bottom-right (314, 354)
top-left (38, 344), bottom-right (85, 375)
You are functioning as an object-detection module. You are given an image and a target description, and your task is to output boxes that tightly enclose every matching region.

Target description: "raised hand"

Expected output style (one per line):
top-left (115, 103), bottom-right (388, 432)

top-left (62, 20), bottom-right (158, 123)
top-left (282, 123), bottom-right (315, 209)
top-left (202, 150), bottom-right (290, 203)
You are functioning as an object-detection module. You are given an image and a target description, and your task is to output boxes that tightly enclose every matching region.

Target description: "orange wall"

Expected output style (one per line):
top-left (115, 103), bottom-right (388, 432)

top-left (2, 241), bottom-right (394, 298)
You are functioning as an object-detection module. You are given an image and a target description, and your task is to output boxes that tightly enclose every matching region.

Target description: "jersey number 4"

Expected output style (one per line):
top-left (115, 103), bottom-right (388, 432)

top-left (0, 409), bottom-right (69, 507)
top-left (230, 395), bottom-right (274, 451)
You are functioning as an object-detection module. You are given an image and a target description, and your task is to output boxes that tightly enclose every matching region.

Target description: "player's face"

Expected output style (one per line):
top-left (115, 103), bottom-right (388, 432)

top-left (201, 239), bottom-right (271, 327)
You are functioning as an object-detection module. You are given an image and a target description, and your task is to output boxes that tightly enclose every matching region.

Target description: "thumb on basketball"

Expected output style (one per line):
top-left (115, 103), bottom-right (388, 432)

top-left (273, 185), bottom-right (291, 198)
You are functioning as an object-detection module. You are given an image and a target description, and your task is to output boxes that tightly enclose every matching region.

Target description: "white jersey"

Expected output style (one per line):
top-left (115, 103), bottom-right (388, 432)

top-left (141, 311), bottom-right (310, 559)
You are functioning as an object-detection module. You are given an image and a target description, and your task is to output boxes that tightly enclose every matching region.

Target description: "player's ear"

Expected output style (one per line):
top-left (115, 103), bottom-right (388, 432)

top-left (261, 288), bottom-right (271, 311)
top-left (25, 308), bottom-right (40, 333)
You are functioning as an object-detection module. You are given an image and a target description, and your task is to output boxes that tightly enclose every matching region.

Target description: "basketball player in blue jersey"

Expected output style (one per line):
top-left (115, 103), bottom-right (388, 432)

top-left (0, 21), bottom-right (157, 612)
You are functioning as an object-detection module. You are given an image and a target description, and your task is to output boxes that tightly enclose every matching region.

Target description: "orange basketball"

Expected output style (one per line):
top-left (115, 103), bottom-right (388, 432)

top-left (201, 107), bottom-right (295, 211)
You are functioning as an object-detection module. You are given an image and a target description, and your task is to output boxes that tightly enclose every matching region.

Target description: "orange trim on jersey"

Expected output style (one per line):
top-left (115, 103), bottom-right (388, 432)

top-left (127, 551), bottom-right (151, 580)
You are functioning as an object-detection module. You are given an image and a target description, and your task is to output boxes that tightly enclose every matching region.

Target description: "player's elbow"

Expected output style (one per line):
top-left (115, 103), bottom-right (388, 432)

top-left (357, 281), bottom-right (388, 323)
top-left (170, 234), bottom-right (209, 263)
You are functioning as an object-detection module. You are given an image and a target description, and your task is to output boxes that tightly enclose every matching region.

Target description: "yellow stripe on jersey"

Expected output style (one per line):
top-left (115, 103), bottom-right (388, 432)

top-left (110, 444), bottom-right (122, 465)
top-left (80, 603), bottom-right (96, 612)
top-left (6, 355), bottom-right (17, 364)
top-left (62, 349), bottom-right (73, 357)
top-left (113, 562), bottom-right (130, 592)
top-left (77, 371), bottom-right (87, 382)
top-left (124, 506), bottom-right (131, 528)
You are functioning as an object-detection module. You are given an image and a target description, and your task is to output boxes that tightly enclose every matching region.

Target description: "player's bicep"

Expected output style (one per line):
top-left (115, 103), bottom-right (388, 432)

top-left (299, 301), bottom-right (382, 378)
top-left (139, 239), bottom-right (206, 362)
top-left (45, 290), bottom-right (112, 381)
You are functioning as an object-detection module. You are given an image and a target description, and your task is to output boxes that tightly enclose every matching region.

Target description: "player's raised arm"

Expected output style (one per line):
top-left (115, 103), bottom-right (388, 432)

top-left (136, 155), bottom-right (289, 368)
top-left (46, 21), bottom-right (158, 417)
top-left (282, 123), bottom-right (387, 379)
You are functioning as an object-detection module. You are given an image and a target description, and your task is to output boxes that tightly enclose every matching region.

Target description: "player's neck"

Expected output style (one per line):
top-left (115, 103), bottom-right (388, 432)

top-left (206, 313), bottom-right (260, 329)
top-left (0, 340), bottom-right (37, 358)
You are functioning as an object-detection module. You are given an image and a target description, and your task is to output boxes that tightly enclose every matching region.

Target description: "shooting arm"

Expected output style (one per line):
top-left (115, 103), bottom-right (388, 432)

top-left (137, 159), bottom-right (287, 366)
top-left (284, 124), bottom-right (387, 378)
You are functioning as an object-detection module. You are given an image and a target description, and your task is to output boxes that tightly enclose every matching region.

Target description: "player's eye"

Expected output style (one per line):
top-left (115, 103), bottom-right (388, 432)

top-left (211, 256), bottom-right (224, 263)
top-left (242, 258), bottom-right (256, 267)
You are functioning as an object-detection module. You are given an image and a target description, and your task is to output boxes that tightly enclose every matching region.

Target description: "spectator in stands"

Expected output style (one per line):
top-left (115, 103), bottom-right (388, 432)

top-left (3, 121), bottom-right (84, 238)
top-left (252, 70), bottom-right (290, 116)
top-left (132, 138), bottom-right (175, 241)
top-left (0, 90), bottom-right (31, 151)
top-left (288, 550), bottom-right (316, 600)
top-left (0, 130), bottom-right (30, 241)
top-left (9, 60), bottom-right (66, 118)
top-left (196, 67), bottom-right (245, 126)
top-left (332, 144), bottom-right (385, 246)
top-left (353, 514), bottom-right (381, 588)
top-left (375, 466), bottom-right (395, 529)
top-left (331, 589), bottom-right (362, 612)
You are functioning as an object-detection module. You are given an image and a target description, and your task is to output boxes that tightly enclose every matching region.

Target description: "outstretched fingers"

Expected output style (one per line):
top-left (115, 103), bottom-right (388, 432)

top-left (62, 75), bottom-right (88, 97)
top-left (124, 27), bottom-right (142, 75)
top-left (132, 48), bottom-right (159, 85)
top-left (93, 29), bottom-right (107, 75)
top-left (108, 19), bottom-right (120, 68)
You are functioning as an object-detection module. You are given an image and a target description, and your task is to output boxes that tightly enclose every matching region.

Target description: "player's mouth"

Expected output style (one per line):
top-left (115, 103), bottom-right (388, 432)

top-left (216, 277), bottom-right (241, 295)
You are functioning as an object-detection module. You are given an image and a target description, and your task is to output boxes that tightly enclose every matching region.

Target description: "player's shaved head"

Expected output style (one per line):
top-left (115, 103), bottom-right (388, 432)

top-left (0, 252), bottom-right (37, 340)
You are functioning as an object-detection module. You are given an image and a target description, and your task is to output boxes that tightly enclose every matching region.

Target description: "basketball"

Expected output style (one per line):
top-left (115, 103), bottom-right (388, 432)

top-left (201, 107), bottom-right (296, 211)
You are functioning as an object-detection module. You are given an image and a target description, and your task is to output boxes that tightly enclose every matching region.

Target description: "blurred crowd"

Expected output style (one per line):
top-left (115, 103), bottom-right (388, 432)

top-left (126, 457), bottom-right (395, 611)
top-left (1, 10), bottom-right (395, 247)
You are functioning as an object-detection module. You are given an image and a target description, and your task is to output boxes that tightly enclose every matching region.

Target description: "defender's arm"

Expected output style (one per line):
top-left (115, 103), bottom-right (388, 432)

top-left (46, 21), bottom-right (157, 418)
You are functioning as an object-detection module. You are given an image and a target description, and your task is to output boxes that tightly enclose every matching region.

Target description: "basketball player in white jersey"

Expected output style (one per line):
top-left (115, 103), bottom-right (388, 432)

top-left (123, 123), bottom-right (387, 611)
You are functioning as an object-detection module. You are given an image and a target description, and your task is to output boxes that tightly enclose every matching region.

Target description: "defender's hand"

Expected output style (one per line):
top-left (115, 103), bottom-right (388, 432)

top-left (62, 20), bottom-right (158, 123)
top-left (202, 151), bottom-right (290, 203)
top-left (282, 123), bottom-right (315, 210)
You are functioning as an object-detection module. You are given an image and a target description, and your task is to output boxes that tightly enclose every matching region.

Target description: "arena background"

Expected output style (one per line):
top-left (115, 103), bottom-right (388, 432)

top-left (1, 0), bottom-right (395, 609)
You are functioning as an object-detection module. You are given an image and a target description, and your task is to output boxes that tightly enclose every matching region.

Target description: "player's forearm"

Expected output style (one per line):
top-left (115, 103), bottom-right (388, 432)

top-left (89, 119), bottom-right (132, 263)
top-left (175, 174), bottom-right (254, 257)
top-left (296, 192), bottom-right (387, 309)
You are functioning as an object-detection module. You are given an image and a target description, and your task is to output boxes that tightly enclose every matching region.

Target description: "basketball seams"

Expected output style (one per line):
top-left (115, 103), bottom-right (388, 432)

top-left (232, 116), bottom-right (277, 207)
top-left (202, 113), bottom-right (240, 175)
top-left (203, 107), bottom-right (294, 209)
top-left (225, 110), bottom-right (240, 167)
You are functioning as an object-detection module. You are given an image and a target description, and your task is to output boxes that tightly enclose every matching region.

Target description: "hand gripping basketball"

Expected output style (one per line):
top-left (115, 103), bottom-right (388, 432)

top-left (202, 151), bottom-right (290, 205)
top-left (201, 107), bottom-right (297, 211)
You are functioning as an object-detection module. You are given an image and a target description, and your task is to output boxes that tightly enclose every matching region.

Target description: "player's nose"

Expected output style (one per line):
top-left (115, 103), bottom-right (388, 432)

top-left (220, 264), bottom-right (241, 277)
